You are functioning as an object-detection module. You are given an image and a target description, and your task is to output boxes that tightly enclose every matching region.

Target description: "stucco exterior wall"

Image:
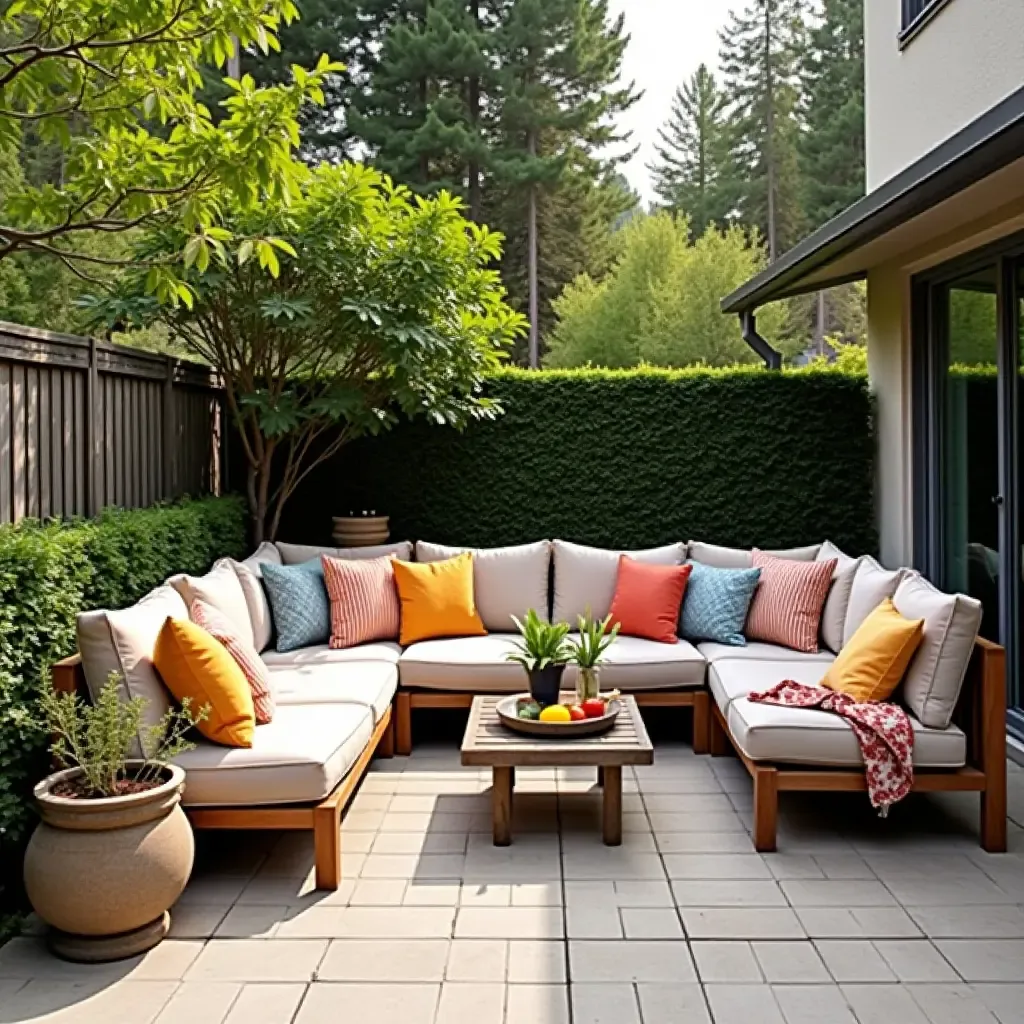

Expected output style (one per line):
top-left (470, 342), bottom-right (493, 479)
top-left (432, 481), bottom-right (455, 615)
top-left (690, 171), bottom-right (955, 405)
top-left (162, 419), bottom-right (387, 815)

top-left (865, 0), bottom-right (1024, 190)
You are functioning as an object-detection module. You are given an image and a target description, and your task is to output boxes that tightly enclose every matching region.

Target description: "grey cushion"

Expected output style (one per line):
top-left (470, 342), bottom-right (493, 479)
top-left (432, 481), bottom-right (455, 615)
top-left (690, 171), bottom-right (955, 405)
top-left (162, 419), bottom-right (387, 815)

top-left (276, 541), bottom-right (413, 565)
top-left (174, 703), bottom-right (374, 806)
top-left (269, 662), bottom-right (397, 722)
top-left (170, 559), bottom-right (255, 649)
top-left (817, 541), bottom-right (863, 654)
top-left (726, 697), bottom-right (966, 769)
top-left (416, 540), bottom-right (551, 631)
top-left (893, 572), bottom-right (982, 729)
top-left (262, 642), bottom-right (402, 668)
top-left (708, 655), bottom-right (834, 714)
top-left (231, 542), bottom-right (281, 653)
top-left (688, 542), bottom-right (822, 569)
top-left (552, 540), bottom-right (686, 624)
top-left (563, 635), bottom-right (707, 691)
top-left (843, 556), bottom-right (905, 644)
top-left (697, 641), bottom-right (835, 665)
top-left (399, 634), bottom-right (526, 692)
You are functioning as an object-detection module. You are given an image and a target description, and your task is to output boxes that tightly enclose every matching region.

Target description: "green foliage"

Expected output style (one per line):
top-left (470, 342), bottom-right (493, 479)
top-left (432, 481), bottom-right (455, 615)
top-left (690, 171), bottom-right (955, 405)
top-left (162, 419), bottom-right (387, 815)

top-left (569, 614), bottom-right (619, 668)
top-left (84, 163), bottom-right (525, 542)
top-left (292, 367), bottom-right (877, 559)
top-left (507, 610), bottom-right (571, 670)
top-left (0, 497), bottom-right (244, 880)
top-left (546, 213), bottom-right (796, 368)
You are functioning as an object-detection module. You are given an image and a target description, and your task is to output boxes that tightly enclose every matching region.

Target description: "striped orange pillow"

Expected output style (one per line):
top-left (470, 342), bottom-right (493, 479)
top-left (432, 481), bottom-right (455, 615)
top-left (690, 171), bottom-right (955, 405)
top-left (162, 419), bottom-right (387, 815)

top-left (190, 598), bottom-right (275, 724)
top-left (745, 550), bottom-right (837, 653)
top-left (321, 554), bottom-right (401, 649)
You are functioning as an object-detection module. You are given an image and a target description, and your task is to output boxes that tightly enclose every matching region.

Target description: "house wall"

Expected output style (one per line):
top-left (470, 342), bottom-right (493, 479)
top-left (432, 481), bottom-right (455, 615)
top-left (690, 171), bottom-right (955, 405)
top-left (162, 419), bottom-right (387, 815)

top-left (865, 0), bottom-right (1024, 190)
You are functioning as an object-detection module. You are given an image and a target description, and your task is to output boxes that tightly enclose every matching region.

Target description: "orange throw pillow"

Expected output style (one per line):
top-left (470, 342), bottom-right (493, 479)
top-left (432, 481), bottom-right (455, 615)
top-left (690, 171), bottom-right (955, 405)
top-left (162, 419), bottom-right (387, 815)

top-left (154, 618), bottom-right (255, 747)
top-left (608, 556), bottom-right (692, 643)
top-left (392, 552), bottom-right (486, 645)
top-left (822, 598), bottom-right (925, 703)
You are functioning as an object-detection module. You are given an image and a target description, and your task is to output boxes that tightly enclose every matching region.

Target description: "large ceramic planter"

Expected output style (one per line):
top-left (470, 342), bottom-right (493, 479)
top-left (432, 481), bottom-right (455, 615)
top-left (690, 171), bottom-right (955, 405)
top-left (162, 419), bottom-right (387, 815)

top-left (24, 762), bottom-right (194, 963)
top-left (332, 514), bottom-right (390, 547)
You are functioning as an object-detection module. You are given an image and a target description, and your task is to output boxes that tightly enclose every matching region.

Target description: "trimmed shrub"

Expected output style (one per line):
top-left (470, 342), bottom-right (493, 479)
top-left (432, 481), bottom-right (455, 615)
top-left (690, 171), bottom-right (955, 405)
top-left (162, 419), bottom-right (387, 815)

top-left (0, 496), bottom-right (246, 916)
top-left (282, 367), bottom-right (876, 555)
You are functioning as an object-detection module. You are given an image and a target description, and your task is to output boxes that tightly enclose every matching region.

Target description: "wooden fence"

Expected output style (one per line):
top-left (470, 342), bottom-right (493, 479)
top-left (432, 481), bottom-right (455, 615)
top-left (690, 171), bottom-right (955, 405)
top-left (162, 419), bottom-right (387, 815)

top-left (0, 320), bottom-right (224, 525)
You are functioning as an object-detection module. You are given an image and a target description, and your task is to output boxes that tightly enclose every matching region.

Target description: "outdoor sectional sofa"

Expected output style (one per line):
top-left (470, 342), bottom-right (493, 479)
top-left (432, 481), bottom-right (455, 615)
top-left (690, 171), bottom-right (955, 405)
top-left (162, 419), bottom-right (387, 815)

top-left (51, 536), bottom-right (1008, 892)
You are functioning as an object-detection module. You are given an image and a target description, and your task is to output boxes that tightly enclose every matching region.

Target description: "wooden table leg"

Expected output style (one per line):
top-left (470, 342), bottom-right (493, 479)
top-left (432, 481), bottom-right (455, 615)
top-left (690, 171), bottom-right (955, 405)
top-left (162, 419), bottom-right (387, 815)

top-left (492, 765), bottom-right (513, 846)
top-left (602, 765), bottom-right (622, 846)
top-left (597, 766), bottom-right (604, 788)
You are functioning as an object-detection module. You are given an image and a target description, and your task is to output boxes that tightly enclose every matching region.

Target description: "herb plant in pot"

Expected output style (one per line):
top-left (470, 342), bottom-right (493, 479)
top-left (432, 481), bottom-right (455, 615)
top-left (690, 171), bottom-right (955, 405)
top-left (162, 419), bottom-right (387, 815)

top-left (24, 675), bottom-right (205, 962)
top-left (507, 609), bottom-right (571, 707)
top-left (570, 612), bottom-right (620, 705)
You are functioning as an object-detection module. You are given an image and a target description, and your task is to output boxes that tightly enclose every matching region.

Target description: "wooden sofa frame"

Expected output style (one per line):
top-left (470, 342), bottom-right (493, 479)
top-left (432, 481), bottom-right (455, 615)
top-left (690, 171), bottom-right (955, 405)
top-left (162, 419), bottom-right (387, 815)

top-left (52, 654), bottom-right (395, 890)
top-left (708, 636), bottom-right (1008, 853)
top-left (394, 688), bottom-right (710, 757)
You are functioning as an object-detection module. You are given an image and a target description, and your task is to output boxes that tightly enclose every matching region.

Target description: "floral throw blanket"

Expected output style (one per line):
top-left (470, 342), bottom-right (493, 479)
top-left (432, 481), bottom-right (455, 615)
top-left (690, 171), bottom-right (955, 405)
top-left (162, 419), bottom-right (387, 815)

top-left (748, 680), bottom-right (915, 815)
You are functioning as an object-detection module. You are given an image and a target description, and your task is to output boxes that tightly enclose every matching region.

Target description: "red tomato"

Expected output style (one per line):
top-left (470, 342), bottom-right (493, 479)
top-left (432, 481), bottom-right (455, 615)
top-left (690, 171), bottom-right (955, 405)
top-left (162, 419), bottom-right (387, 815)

top-left (568, 704), bottom-right (587, 722)
top-left (581, 698), bottom-right (606, 719)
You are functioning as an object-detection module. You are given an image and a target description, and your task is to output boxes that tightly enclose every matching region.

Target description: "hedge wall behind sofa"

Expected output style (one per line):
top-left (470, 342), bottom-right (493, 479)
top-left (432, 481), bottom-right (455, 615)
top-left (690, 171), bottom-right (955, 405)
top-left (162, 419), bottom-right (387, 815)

top-left (281, 367), bottom-right (877, 554)
top-left (0, 495), bottom-right (246, 931)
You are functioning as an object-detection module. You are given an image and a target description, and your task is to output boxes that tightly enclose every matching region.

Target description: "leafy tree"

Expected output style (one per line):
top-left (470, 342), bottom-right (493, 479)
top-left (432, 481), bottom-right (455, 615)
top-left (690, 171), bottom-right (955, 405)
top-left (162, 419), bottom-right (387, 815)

top-left (84, 164), bottom-right (526, 542)
top-left (718, 0), bottom-right (809, 261)
top-left (648, 64), bottom-right (731, 238)
top-left (546, 212), bottom-right (795, 369)
top-left (0, 0), bottom-right (339, 284)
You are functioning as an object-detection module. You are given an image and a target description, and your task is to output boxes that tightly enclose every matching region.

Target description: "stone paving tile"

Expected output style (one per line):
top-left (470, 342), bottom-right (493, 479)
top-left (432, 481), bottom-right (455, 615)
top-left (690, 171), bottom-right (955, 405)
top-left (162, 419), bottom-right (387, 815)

top-left (772, 983), bottom-right (858, 1023)
top-left (167, 905), bottom-right (229, 939)
top-left (185, 940), bottom-right (326, 983)
top-left (152, 981), bottom-right (240, 1024)
top-left (566, 903), bottom-right (623, 939)
top-left (971, 983), bottom-right (1024, 1024)
top-left (662, 853), bottom-right (771, 879)
top-left (814, 939), bottom-right (898, 982)
top-left (619, 907), bottom-right (685, 939)
top-left (672, 880), bottom-right (787, 907)
top-left (317, 939), bottom-right (450, 982)
top-left (840, 984), bottom-right (929, 1024)
top-left (795, 906), bottom-right (922, 939)
top-left (681, 908), bottom-right (806, 940)
top-left (276, 906), bottom-right (455, 939)
top-left (222, 984), bottom-right (307, 1024)
top-left (446, 940), bottom-right (507, 982)
top-left (214, 904), bottom-right (287, 938)
top-left (909, 906), bottom-right (1024, 939)
top-left (570, 983), bottom-right (641, 1024)
top-left (507, 941), bottom-right (566, 984)
top-left (704, 983), bottom-right (785, 1024)
top-left (691, 941), bottom-right (762, 982)
top-left (293, 983), bottom-right (439, 1024)
top-left (434, 982), bottom-right (505, 1024)
top-left (655, 831), bottom-right (754, 853)
top-left (934, 940), bottom-right (1024, 982)
top-left (752, 940), bottom-right (831, 983)
top-left (780, 879), bottom-right (896, 907)
top-left (906, 983), bottom-right (1001, 1024)
top-left (455, 906), bottom-right (564, 939)
top-left (505, 984), bottom-right (570, 1024)
top-left (568, 940), bottom-right (696, 983)
top-left (873, 940), bottom-right (961, 983)
top-left (0, 979), bottom-right (178, 1024)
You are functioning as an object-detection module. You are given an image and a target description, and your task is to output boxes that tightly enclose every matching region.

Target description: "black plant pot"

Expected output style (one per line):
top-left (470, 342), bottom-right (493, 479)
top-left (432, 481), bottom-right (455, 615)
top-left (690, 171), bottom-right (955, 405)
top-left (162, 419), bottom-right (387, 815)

top-left (527, 665), bottom-right (565, 707)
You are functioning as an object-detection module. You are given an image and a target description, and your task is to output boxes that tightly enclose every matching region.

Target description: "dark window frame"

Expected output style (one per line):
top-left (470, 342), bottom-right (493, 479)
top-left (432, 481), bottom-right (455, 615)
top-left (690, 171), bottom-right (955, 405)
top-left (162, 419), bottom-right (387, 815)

top-left (900, 0), bottom-right (956, 49)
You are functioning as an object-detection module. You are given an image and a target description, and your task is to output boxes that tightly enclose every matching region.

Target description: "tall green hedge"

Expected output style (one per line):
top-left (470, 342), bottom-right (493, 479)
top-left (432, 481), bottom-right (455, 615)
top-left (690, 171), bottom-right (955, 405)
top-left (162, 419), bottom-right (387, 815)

top-left (282, 367), bottom-right (877, 554)
top-left (0, 496), bottom-right (246, 923)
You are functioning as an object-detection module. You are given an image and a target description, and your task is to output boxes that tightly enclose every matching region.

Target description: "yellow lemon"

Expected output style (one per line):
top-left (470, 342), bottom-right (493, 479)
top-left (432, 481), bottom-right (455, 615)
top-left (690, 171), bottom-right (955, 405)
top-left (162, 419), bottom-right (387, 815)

top-left (539, 704), bottom-right (572, 723)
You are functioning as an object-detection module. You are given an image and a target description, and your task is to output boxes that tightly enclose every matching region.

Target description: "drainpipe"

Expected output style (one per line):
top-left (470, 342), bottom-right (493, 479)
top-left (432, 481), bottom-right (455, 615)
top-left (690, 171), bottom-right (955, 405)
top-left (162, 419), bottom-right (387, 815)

top-left (740, 310), bottom-right (782, 370)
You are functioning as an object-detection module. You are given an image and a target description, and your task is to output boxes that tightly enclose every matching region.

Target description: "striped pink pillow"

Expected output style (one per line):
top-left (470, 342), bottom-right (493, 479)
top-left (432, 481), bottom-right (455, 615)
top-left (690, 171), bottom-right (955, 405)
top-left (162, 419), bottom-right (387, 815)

top-left (189, 598), bottom-right (275, 723)
top-left (321, 554), bottom-right (400, 648)
top-left (745, 551), bottom-right (837, 653)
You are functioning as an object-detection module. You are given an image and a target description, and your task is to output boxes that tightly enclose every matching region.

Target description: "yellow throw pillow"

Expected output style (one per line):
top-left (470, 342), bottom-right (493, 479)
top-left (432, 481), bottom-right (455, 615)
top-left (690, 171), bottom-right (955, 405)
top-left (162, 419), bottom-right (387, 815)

top-left (393, 553), bottom-right (487, 645)
top-left (821, 598), bottom-right (924, 703)
top-left (154, 618), bottom-right (255, 747)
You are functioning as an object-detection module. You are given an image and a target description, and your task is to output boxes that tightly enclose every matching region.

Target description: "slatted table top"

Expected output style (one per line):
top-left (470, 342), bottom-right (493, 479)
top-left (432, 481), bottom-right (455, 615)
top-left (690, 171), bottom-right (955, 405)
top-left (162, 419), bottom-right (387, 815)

top-left (461, 694), bottom-right (654, 768)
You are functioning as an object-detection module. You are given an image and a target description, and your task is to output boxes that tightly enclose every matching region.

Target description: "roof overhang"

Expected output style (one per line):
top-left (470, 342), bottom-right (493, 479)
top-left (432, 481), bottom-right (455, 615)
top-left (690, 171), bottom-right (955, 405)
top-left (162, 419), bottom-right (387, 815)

top-left (722, 83), bottom-right (1024, 314)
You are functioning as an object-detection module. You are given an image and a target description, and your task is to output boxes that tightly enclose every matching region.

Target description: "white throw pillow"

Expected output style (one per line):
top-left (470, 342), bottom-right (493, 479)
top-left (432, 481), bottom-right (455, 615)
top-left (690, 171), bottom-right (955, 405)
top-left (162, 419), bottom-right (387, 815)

top-left (276, 540), bottom-right (413, 564)
top-left (416, 540), bottom-right (552, 631)
top-left (76, 584), bottom-right (187, 756)
top-left (552, 540), bottom-right (686, 624)
top-left (688, 541), bottom-right (821, 569)
top-left (170, 559), bottom-right (254, 649)
top-left (231, 541), bottom-right (281, 653)
top-left (817, 540), bottom-right (863, 654)
top-left (893, 572), bottom-right (982, 729)
top-left (843, 555), bottom-right (904, 646)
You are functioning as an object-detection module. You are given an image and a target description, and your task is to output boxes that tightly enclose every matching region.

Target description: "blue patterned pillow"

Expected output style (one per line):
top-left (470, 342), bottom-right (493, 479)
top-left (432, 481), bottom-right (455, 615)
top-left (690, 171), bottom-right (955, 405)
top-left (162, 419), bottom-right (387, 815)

top-left (679, 561), bottom-right (762, 646)
top-left (260, 558), bottom-right (330, 652)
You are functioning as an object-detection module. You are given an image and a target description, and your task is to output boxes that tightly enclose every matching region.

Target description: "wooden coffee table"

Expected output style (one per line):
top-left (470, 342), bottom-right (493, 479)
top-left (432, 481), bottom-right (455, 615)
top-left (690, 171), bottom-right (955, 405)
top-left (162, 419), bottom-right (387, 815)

top-left (461, 694), bottom-right (654, 846)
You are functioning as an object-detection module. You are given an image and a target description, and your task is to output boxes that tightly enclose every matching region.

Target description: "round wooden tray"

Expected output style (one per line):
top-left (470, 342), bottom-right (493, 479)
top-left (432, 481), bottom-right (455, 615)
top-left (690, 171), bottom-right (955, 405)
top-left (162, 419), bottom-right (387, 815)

top-left (495, 694), bottom-right (621, 738)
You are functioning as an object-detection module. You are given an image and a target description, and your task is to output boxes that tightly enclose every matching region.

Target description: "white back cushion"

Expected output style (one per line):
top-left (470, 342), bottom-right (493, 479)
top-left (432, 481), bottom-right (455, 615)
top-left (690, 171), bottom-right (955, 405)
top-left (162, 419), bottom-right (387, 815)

top-left (894, 572), bottom-right (982, 729)
top-left (816, 541), bottom-right (863, 654)
top-left (415, 541), bottom-right (552, 631)
top-left (169, 559), bottom-right (254, 649)
top-left (552, 540), bottom-right (686, 624)
top-left (276, 540), bottom-right (413, 564)
top-left (843, 556), bottom-right (904, 645)
top-left (231, 542), bottom-right (282, 653)
top-left (688, 541), bottom-right (821, 569)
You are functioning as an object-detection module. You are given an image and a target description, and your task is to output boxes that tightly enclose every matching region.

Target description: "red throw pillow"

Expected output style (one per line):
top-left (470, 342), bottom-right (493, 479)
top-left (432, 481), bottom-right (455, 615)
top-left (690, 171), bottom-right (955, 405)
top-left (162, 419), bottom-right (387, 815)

top-left (608, 556), bottom-right (692, 644)
top-left (321, 554), bottom-right (401, 648)
top-left (745, 550), bottom-right (837, 653)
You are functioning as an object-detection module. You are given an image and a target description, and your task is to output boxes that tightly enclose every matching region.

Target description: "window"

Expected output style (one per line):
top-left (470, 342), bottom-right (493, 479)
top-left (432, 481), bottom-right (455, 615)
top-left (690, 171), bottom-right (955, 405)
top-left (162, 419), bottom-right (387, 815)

top-left (901, 0), bottom-right (954, 46)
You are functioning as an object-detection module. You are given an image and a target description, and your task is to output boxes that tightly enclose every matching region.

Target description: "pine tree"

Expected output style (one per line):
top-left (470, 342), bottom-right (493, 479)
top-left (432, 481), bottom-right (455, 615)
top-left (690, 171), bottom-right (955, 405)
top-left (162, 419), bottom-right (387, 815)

top-left (648, 64), bottom-right (731, 238)
top-left (718, 0), bottom-right (809, 262)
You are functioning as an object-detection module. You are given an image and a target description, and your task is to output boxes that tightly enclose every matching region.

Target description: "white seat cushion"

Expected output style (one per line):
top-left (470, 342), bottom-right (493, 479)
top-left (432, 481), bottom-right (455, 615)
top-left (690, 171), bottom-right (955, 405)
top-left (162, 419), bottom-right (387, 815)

top-left (276, 541), bottom-right (412, 564)
top-left (708, 656), bottom-right (833, 713)
top-left (726, 697), bottom-right (966, 769)
top-left (399, 634), bottom-right (526, 692)
top-left (169, 559), bottom-right (255, 649)
top-left (817, 541), bottom-right (862, 654)
top-left (688, 542), bottom-right (821, 569)
top-left (844, 556), bottom-right (905, 645)
top-left (563, 635), bottom-right (706, 691)
top-left (416, 540), bottom-right (551, 631)
top-left (269, 662), bottom-right (397, 722)
top-left (231, 542), bottom-right (282, 653)
top-left (174, 703), bottom-right (374, 806)
top-left (262, 642), bottom-right (402, 668)
top-left (697, 641), bottom-right (835, 665)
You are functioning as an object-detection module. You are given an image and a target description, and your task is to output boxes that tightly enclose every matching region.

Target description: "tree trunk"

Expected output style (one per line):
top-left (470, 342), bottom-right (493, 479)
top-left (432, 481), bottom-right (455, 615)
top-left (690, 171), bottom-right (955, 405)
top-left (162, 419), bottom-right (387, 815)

top-left (814, 290), bottom-right (826, 354)
top-left (527, 130), bottom-right (539, 369)
top-left (467, 0), bottom-right (482, 222)
top-left (764, 4), bottom-right (777, 263)
top-left (246, 462), bottom-right (265, 546)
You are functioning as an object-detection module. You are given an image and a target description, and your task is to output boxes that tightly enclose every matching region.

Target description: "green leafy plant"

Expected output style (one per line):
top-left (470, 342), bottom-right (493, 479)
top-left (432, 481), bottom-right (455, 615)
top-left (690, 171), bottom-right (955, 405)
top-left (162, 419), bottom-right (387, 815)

top-left (569, 612), bottom-right (620, 669)
top-left (506, 610), bottom-right (571, 672)
top-left (39, 675), bottom-right (206, 798)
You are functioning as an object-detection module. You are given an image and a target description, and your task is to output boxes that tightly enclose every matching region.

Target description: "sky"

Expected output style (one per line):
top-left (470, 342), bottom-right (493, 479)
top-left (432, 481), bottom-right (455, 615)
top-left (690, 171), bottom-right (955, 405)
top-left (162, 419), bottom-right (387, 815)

top-left (607, 0), bottom-right (724, 206)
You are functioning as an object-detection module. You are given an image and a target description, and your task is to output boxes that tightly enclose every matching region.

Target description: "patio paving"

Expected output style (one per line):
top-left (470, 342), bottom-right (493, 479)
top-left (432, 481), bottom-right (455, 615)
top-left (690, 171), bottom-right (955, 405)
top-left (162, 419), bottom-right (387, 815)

top-left (3, 739), bottom-right (1024, 1023)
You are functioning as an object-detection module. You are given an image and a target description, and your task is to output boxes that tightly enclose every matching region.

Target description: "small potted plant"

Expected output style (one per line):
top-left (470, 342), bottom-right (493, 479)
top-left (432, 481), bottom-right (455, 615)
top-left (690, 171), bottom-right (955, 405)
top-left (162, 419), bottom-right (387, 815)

top-left (23, 675), bottom-right (205, 963)
top-left (569, 612), bottom-right (620, 705)
top-left (507, 609), bottom-right (572, 707)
